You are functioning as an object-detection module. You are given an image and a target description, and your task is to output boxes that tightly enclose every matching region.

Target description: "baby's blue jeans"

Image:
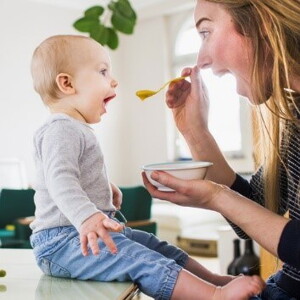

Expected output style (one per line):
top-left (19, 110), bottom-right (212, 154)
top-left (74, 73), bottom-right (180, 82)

top-left (30, 225), bottom-right (188, 300)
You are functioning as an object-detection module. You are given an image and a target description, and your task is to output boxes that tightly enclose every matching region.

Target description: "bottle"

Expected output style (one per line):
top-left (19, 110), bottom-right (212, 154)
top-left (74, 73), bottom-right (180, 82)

top-left (227, 239), bottom-right (241, 275)
top-left (235, 239), bottom-right (260, 275)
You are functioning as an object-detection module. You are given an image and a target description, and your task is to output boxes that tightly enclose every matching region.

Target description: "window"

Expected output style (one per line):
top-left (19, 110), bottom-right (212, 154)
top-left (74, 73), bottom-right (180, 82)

top-left (170, 15), bottom-right (254, 173)
top-left (0, 158), bottom-right (28, 189)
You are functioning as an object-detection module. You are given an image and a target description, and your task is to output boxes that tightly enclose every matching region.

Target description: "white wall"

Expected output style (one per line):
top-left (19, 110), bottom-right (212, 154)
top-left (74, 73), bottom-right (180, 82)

top-left (0, 0), bottom-right (193, 187)
top-left (0, 0), bottom-right (80, 186)
top-left (100, 16), bottom-right (171, 186)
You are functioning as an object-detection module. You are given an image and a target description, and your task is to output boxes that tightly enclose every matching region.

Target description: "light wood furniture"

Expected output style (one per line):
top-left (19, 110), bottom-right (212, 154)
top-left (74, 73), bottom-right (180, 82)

top-left (260, 247), bottom-right (282, 280)
top-left (0, 249), bottom-right (138, 300)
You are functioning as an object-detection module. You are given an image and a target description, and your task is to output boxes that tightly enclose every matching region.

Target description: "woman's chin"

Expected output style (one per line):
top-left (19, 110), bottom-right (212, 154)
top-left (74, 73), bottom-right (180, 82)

top-left (236, 85), bottom-right (248, 97)
top-left (236, 86), bottom-right (256, 103)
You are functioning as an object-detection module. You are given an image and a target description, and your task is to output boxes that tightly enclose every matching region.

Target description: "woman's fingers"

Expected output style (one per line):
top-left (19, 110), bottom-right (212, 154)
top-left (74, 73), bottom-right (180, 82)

top-left (142, 171), bottom-right (212, 209)
top-left (190, 66), bottom-right (206, 98)
top-left (166, 68), bottom-right (192, 108)
top-left (181, 67), bottom-right (192, 77)
top-left (142, 172), bottom-right (185, 204)
top-left (166, 81), bottom-right (190, 108)
top-left (142, 172), bottom-right (168, 198)
top-left (151, 171), bottom-right (187, 194)
top-left (166, 66), bottom-right (206, 112)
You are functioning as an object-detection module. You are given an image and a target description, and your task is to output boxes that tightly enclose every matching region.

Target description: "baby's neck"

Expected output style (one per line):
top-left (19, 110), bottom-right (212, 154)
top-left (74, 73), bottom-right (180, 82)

top-left (49, 103), bottom-right (87, 123)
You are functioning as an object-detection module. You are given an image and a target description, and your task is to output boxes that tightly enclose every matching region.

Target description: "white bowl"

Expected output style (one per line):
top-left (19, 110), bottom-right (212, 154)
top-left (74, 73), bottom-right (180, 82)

top-left (142, 161), bottom-right (213, 191)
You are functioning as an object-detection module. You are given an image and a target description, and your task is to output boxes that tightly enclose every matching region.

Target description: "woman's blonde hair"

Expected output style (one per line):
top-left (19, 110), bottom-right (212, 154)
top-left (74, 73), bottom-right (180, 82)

top-left (31, 35), bottom-right (92, 104)
top-left (204, 0), bottom-right (300, 212)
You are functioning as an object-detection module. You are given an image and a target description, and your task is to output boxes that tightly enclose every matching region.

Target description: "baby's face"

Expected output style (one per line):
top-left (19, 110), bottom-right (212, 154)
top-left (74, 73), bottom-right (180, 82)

top-left (70, 39), bottom-right (118, 124)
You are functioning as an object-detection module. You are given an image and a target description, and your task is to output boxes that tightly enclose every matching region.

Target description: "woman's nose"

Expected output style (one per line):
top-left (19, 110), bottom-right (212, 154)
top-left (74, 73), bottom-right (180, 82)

top-left (197, 47), bottom-right (211, 69)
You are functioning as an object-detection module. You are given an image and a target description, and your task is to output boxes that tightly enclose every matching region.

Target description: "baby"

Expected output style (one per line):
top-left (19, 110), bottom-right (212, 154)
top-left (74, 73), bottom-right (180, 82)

top-left (29, 34), bottom-right (264, 300)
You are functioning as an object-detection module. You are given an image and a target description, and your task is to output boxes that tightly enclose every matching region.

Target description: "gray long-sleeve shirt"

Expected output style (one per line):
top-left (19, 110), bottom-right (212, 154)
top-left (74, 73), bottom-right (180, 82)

top-left (30, 113), bottom-right (115, 233)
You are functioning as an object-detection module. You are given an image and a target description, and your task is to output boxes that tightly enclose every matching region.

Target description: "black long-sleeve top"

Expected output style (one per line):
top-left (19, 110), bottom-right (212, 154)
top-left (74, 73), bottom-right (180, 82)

top-left (230, 119), bottom-right (300, 297)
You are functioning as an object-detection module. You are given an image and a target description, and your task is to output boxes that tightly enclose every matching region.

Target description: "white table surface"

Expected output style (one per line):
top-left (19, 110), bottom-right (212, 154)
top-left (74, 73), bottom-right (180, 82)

top-left (0, 249), bottom-right (137, 300)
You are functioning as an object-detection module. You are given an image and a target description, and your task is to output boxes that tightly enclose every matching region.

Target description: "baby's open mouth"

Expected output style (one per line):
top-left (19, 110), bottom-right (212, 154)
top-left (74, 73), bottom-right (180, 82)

top-left (104, 94), bottom-right (116, 105)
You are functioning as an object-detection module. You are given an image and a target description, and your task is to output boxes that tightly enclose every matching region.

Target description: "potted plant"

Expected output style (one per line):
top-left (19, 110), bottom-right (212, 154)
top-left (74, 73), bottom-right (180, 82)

top-left (73, 0), bottom-right (137, 50)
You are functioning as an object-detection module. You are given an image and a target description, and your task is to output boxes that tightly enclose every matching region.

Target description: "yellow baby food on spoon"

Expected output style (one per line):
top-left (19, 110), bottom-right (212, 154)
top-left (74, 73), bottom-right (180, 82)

top-left (136, 76), bottom-right (187, 101)
top-left (0, 270), bottom-right (6, 277)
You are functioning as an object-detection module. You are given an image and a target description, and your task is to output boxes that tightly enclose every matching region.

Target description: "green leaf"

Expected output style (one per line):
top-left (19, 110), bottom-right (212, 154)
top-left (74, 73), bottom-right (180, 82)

top-left (73, 0), bottom-right (137, 49)
top-left (111, 11), bottom-right (135, 34)
top-left (84, 6), bottom-right (104, 18)
top-left (117, 0), bottom-right (137, 21)
top-left (73, 17), bottom-right (100, 33)
top-left (108, 2), bottom-right (117, 11)
top-left (106, 28), bottom-right (119, 49)
top-left (90, 24), bottom-right (109, 45)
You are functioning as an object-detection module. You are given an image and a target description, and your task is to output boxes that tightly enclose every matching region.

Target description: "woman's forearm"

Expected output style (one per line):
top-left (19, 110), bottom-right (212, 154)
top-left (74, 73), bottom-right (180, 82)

top-left (184, 130), bottom-right (236, 186)
top-left (214, 188), bottom-right (289, 256)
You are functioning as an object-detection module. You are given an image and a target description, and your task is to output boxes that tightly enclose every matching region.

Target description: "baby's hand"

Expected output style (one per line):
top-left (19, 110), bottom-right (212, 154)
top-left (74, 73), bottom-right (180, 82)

top-left (79, 212), bottom-right (123, 256)
top-left (111, 182), bottom-right (122, 210)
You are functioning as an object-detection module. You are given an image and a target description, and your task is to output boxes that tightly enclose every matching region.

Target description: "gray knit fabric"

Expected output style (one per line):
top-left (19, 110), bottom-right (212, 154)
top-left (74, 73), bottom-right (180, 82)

top-left (30, 113), bottom-right (115, 233)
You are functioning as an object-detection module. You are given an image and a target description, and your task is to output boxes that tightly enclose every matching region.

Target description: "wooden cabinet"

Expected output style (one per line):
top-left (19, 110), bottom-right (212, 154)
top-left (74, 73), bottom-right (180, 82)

top-left (260, 247), bottom-right (282, 280)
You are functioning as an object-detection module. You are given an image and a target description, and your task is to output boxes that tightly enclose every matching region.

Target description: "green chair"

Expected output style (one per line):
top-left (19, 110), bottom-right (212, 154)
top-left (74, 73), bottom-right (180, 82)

top-left (0, 188), bottom-right (35, 248)
top-left (118, 186), bottom-right (157, 234)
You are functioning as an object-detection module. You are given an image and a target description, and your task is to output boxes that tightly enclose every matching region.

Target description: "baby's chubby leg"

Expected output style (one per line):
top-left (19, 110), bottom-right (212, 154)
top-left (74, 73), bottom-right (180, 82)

top-left (82, 230), bottom-right (263, 300)
top-left (125, 228), bottom-right (233, 286)
top-left (185, 256), bottom-right (235, 286)
top-left (124, 228), bottom-right (265, 299)
top-left (171, 270), bottom-right (265, 300)
top-left (123, 227), bottom-right (188, 266)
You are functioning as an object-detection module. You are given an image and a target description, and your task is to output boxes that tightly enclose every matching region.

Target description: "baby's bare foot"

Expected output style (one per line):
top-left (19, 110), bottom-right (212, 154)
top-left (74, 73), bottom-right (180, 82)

top-left (213, 275), bottom-right (265, 300)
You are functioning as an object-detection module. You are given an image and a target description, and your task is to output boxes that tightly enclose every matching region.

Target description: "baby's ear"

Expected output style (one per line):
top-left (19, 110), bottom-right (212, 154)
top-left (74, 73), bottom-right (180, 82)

top-left (56, 73), bottom-right (75, 95)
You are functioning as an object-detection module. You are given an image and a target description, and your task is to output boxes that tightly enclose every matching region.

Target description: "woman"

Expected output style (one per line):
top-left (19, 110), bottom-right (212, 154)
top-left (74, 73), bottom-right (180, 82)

top-left (143, 0), bottom-right (300, 299)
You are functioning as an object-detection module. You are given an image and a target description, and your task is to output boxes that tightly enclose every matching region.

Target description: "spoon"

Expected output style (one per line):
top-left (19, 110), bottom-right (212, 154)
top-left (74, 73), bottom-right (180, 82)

top-left (136, 76), bottom-right (187, 101)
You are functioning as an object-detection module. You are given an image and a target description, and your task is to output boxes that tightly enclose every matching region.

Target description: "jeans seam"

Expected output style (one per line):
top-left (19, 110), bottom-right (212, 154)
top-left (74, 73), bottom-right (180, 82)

top-left (157, 265), bottom-right (181, 300)
top-left (41, 256), bottom-right (71, 277)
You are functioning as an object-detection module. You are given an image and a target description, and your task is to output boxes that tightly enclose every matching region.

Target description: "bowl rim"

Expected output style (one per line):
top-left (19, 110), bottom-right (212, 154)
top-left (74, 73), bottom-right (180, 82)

top-left (142, 161), bottom-right (213, 171)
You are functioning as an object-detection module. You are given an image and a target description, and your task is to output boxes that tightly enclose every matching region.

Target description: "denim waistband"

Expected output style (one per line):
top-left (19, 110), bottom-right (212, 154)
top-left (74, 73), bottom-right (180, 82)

top-left (30, 210), bottom-right (128, 248)
top-left (30, 226), bottom-right (76, 248)
top-left (100, 210), bottom-right (127, 224)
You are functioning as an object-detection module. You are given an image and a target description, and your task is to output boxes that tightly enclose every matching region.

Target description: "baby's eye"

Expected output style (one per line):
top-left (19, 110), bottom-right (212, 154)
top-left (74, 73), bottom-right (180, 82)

top-left (199, 30), bottom-right (209, 40)
top-left (100, 69), bottom-right (107, 76)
